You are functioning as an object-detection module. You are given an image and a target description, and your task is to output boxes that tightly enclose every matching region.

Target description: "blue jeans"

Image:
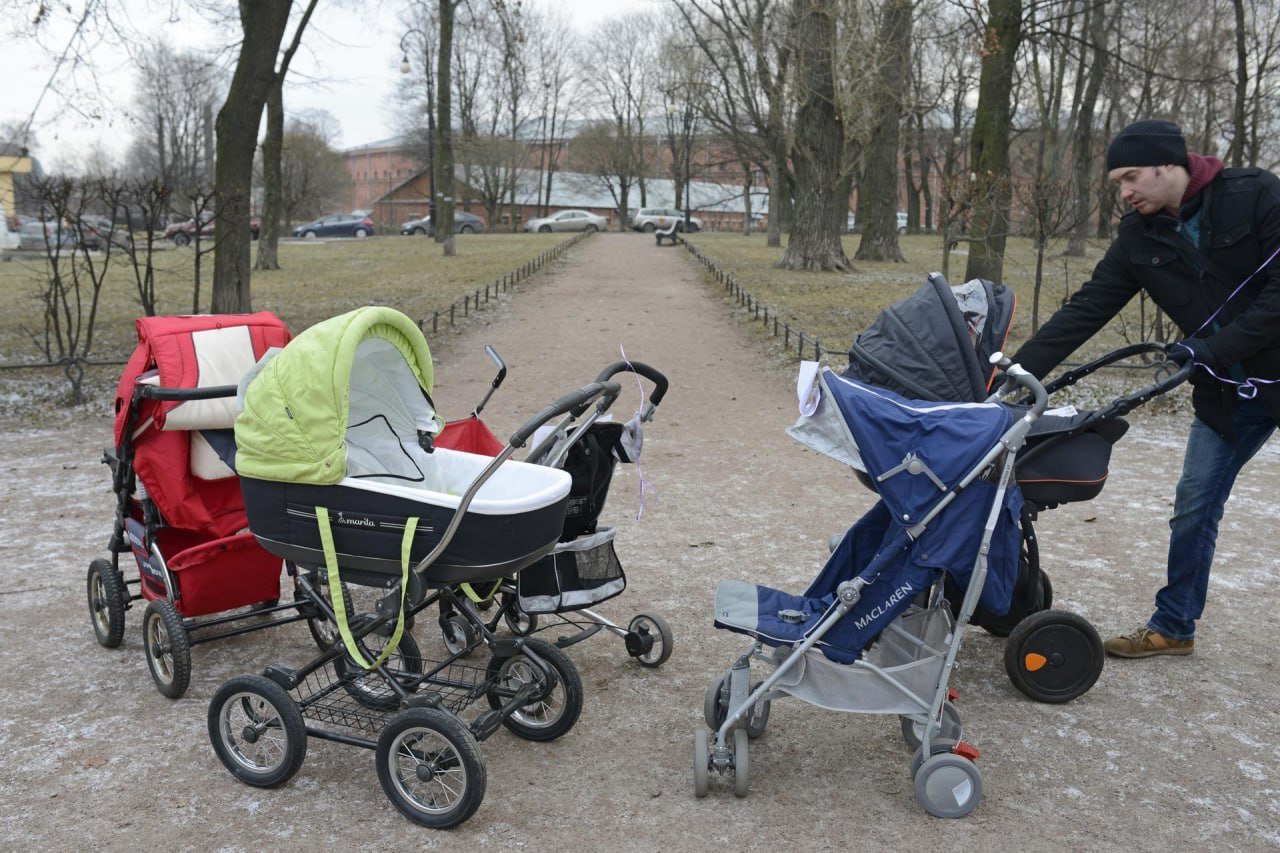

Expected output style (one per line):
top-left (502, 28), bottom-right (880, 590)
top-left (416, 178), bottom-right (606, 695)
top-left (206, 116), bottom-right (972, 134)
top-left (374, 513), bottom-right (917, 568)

top-left (1149, 396), bottom-right (1277, 639)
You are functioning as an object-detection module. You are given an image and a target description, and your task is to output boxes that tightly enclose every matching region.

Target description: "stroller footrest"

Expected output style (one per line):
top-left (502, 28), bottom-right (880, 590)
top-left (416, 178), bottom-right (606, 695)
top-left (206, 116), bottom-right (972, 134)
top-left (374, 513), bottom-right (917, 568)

top-left (470, 709), bottom-right (504, 741)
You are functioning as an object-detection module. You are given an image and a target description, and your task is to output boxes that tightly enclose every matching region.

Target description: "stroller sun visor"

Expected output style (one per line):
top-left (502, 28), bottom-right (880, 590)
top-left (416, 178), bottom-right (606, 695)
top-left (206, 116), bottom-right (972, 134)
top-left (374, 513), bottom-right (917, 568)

top-left (845, 273), bottom-right (1015, 402)
top-left (235, 306), bottom-right (439, 486)
top-left (790, 367), bottom-right (1013, 526)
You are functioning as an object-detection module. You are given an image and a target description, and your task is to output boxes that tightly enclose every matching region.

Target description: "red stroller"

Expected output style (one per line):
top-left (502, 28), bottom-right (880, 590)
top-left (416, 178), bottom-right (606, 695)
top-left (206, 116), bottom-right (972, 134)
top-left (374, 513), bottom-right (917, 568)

top-left (88, 313), bottom-right (338, 698)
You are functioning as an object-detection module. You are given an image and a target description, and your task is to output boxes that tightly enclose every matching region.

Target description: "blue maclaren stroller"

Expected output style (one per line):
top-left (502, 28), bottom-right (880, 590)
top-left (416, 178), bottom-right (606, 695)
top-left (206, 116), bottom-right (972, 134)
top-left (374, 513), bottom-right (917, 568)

top-left (694, 357), bottom-right (1048, 817)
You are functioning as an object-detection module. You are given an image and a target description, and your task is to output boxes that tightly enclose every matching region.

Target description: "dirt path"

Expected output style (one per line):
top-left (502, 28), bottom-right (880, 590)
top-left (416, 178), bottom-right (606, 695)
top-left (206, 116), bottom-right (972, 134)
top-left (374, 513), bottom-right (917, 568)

top-left (2, 232), bottom-right (1278, 849)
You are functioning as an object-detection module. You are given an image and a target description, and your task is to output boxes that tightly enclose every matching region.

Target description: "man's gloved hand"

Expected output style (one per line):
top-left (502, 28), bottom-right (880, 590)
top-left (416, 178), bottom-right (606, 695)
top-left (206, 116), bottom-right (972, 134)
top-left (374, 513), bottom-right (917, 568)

top-left (1165, 337), bottom-right (1215, 367)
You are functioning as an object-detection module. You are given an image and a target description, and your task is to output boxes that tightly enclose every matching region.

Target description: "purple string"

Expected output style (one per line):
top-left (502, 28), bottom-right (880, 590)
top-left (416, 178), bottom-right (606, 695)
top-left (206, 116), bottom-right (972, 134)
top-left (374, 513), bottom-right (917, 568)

top-left (1181, 241), bottom-right (1280, 398)
top-left (619, 343), bottom-right (651, 520)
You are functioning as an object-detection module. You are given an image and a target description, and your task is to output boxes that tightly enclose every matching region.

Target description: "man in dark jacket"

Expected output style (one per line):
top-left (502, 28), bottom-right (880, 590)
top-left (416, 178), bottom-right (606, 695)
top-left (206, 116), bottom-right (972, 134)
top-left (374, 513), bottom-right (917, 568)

top-left (1012, 119), bottom-right (1280, 658)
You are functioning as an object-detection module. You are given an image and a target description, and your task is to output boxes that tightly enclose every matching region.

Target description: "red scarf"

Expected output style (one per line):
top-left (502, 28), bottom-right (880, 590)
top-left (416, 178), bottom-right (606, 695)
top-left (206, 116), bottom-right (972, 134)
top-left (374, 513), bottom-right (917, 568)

top-left (1182, 153), bottom-right (1225, 204)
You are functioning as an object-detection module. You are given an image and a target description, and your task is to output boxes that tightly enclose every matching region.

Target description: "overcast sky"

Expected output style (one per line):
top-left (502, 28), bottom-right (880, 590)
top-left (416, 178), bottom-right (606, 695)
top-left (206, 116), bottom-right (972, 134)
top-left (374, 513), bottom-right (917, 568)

top-left (0, 0), bottom-right (659, 170)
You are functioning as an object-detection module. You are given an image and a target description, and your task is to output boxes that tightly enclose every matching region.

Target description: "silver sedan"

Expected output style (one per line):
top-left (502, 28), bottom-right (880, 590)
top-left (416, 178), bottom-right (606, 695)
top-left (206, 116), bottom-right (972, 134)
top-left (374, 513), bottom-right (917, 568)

top-left (523, 209), bottom-right (609, 233)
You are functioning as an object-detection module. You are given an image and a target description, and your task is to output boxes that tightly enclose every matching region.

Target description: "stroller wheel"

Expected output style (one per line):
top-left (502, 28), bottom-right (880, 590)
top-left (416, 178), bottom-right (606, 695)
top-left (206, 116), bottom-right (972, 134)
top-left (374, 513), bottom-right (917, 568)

top-left (376, 707), bottom-right (486, 829)
top-left (900, 701), bottom-right (962, 751)
top-left (914, 752), bottom-right (983, 818)
top-left (692, 729), bottom-right (710, 797)
top-left (87, 559), bottom-right (127, 648)
top-left (208, 674), bottom-right (307, 787)
top-left (439, 612), bottom-right (478, 657)
top-left (1004, 609), bottom-right (1103, 703)
top-left (500, 593), bottom-right (538, 636)
top-left (143, 598), bottom-right (191, 699)
top-left (627, 613), bottom-right (674, 667)
top-left (334, 630), bottom-right (425, 711)
top-left (745, 681), bottom-right (770, 739)
top-left (305, 576), bottom-right (355, 651)
top-left (485, 638), bottom-right (583, 741)
top-left (731, 728), bottom-right (750, 797)
top-left (703, 672), bottom-right (729, 729)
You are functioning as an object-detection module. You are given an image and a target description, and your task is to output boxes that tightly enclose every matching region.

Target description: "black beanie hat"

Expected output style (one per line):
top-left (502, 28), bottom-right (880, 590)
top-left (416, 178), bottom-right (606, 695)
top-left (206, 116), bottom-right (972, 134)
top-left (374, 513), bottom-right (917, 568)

top-left (1106, 120), bottom-right (1188, 170)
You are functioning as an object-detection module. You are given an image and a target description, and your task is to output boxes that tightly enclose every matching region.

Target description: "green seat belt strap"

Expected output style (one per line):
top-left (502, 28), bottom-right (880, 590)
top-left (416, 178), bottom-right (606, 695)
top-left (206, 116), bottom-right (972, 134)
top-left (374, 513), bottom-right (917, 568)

top-left (459, 579), bottom-right (503, 604)
top-left (315, 506), bottom-right (416, 671)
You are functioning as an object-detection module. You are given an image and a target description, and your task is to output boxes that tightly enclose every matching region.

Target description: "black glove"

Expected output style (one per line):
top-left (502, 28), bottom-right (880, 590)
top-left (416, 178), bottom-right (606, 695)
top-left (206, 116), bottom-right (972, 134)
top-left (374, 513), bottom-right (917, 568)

top-left (1165, 338), bottom-right (1215, 367)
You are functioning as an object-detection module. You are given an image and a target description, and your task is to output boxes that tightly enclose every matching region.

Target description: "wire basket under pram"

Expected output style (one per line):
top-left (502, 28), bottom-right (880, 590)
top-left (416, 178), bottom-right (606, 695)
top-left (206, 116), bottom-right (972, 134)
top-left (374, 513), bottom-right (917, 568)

top-left (433, 358), bottom-right (675, 668)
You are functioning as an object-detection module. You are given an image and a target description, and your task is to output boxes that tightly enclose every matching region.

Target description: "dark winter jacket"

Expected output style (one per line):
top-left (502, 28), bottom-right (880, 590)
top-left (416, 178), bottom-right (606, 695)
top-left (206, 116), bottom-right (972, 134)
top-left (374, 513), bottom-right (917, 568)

top-left (1012, 164), bottom-right (1280, 439)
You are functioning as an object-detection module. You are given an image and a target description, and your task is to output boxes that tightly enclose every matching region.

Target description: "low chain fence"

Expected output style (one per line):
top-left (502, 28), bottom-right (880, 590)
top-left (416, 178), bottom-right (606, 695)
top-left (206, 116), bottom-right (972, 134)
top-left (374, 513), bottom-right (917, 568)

top-left (0, 230), bottom-right (593, 377)
top-left (682, 239), bottom-right (839, 364)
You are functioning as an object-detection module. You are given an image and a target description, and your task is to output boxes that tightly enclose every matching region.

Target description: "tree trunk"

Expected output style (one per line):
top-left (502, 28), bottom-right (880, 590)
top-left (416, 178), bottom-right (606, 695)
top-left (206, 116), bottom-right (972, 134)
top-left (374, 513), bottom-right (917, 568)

top-left (777, 0), bottom-right (848, 271)
top-left (437, 0), bottom-right (458, 257)
top-left (855, 0), bottom-right (911, 263)
top-left (1230, 0), bottom-right (1247, 167)
top-left (211, 0), bottom-right (291, 314)
top-left (963, 0), bottom-right (1022, 285)
top-left (766, 148), bottom-right (785, 248)
top-left (255, 81), bottom-right (283, 272)
top-left (1068, 0), bottom-right (1111, 257)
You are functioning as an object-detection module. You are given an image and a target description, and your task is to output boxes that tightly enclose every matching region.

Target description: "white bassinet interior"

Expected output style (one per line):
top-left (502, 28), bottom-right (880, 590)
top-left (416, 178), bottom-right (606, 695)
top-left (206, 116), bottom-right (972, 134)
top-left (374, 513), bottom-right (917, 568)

top-left (341, 337), bottom-right (570, 515)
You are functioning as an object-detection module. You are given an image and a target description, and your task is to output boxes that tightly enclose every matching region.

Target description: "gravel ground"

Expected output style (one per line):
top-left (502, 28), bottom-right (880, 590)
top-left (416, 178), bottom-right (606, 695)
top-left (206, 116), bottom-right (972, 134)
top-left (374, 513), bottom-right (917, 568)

top-left (1, 233), bottom-right (1277, 850)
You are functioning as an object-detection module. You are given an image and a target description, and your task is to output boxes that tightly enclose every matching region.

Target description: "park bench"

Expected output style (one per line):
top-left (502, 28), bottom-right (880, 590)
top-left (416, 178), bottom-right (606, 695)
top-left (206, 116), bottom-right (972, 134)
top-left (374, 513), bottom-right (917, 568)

top-left (655, 222), bottom-right (682, 246)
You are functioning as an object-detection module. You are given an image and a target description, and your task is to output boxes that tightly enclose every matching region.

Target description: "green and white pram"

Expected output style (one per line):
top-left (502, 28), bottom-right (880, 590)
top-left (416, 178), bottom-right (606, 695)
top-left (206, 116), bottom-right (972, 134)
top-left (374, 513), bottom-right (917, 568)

top-left (693, 356), bottom-right (1049, 818)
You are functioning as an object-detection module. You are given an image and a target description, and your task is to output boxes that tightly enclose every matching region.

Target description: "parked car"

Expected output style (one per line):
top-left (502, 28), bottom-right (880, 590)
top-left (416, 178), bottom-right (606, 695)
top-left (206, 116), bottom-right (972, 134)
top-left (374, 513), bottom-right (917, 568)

top-left (16, 221), bottom-right (77, 251)
top-left (846, 211), bottom-right (908, 234)
top-left (74, 215), bottom-right (133, 251)
top-left (166, 213), bottom-right (262, 246)
top-left (523, 209), bottom-right (608, 233)
top-left (293, 213), bottom-right (375, 239)
top-left (399, 210), bottom-right (486, 236)
top-left (630, 207), bottom-right (702, 233)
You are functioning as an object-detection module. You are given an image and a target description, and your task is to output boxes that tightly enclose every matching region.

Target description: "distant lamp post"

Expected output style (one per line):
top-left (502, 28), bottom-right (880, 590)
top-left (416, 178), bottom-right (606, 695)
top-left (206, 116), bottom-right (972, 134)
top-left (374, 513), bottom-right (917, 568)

top-left (399, 29), bottom-right (436, 222)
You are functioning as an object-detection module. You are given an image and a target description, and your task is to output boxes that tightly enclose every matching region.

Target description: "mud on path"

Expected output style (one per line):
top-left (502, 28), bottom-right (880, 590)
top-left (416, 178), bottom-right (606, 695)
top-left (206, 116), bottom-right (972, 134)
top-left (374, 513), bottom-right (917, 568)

top-left (1, 232), bottom-right (1278, 850)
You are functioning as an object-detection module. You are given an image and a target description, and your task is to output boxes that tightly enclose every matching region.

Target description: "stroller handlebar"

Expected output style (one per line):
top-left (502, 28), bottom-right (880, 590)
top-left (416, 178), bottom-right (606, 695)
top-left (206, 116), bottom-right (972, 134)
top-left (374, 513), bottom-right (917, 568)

top-left (510, 381), bottom-right (622, 447)
top-left (591, 360), bottom-right (669, 414)
top-left (135, 383), bottom-right (238, 402)
top-left (992, 353), bottom-right (1048, 417)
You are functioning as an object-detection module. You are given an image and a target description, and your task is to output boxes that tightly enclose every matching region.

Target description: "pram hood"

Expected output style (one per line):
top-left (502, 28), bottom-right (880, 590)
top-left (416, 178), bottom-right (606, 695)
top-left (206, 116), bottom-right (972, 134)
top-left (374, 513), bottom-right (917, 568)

top-left (846, 272), bottom-right (1015, 402)
top-left (235, 306), bottom-right (439, 486)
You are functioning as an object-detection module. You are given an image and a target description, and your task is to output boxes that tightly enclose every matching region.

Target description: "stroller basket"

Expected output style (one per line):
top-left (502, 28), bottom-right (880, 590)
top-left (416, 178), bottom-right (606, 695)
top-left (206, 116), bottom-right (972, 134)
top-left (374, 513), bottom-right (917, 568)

top-left (292, 649), bottom-right (490, 732)
top-left (517, 526), bottom-right (625, 614)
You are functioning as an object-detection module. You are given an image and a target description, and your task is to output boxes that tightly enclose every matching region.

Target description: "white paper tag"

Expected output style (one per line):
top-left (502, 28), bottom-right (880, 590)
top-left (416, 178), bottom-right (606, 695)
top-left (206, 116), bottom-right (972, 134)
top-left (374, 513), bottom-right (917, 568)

top-left (797, 360), bottom-right (822, 416)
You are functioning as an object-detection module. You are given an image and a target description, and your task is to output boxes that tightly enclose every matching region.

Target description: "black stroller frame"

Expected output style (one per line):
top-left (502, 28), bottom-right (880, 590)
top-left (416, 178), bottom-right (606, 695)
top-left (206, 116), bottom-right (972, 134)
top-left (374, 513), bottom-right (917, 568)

top-left (208, 382), bottom-right (617, 830)
top-left (92, 381), bottom-right (322, 698)
top-left (435, 359), bottom-right (675, 668)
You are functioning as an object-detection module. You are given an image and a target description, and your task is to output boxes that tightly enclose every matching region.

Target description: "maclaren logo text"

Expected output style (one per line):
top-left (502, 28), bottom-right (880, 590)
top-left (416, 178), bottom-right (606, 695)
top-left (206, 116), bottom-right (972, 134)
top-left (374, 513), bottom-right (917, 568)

top-left (853, 581), bottom-right (915, 630)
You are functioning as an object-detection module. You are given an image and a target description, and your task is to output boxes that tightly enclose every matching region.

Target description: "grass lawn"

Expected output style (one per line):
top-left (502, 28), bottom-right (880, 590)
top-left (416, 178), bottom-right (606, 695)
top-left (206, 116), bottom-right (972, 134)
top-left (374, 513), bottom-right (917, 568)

top-left (683, 231), bottom-right (1185, 410)
top-left (0, 233), bottom-right (575, 418)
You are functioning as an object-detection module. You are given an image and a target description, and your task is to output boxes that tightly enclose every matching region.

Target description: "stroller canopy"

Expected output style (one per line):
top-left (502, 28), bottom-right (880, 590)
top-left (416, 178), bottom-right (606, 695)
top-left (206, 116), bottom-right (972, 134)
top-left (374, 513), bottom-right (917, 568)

top-left (846, 272), bottom-right (1015, 402)
top-left (236, 306), bottom-right (439, 486)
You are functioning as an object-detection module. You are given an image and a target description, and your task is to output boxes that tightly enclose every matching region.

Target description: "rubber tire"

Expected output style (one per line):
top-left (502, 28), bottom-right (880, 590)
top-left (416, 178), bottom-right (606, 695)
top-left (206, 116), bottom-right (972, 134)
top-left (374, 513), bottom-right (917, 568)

top-left (376, 707), bottom-right (486, 828)
top-left (1004, 609), bottom-right (1104, 703)
top-left (143, 598), bottom-right (191, 699)
top-left (305, 577), bottom-right (355, 651)
top-left (501, 593), bottom-right (538, 636)
top-left (910, 737), bottom-right (959, 780)
top-left (585, 224), bottom-right (598, 232)
top-left (334, 630), bottom-right (425, 712)
top-left (460, 225), bottom-right (474, 234)
top-left (693, 729), bottom-right (709, 797)
top-left (628, 612), bottom-right (673, 667)
top-left (208, 674), bottom-right (307, 787)
top-left (642, 223), bottom-right (655, 233)
top-left (745, 680), bottom-right (771, 739)
top-left (732, 727), bottom-right (750, 797)
top-left (303, 230), bottom-right (317, 239)
top-left (485, 638), bottom-right (583, 741)
top-left (914, 753), bottom-right (983, 818)
top-left (439, 611), bottom-right (477, 657)
top-left (538, 225), bottom-right (551, 233)
top-left (355, 228), bottom-right (369, 238)
top-left (900, 701), bottom-right (963, 751)
top-left (172, 232), bottom-right (191, 246)
top-left (87, 559), bottom-right (127, 648)
top-left (703, 672), bottom-right (728, 729)
top-left (412, 226), bottom-right (425, 235)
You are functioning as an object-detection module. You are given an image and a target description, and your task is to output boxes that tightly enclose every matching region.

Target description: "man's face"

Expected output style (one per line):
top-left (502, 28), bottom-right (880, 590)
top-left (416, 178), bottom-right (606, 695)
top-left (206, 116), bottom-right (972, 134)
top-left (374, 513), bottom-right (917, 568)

top-left (1108, 165), bottom-right (1181, 216)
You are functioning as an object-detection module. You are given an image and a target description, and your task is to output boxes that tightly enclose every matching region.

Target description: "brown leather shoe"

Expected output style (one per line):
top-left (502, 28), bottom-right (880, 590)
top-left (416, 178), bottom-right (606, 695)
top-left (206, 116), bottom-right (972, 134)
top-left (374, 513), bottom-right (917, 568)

top-left (1103, 627), bottom-right (1194, 658)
